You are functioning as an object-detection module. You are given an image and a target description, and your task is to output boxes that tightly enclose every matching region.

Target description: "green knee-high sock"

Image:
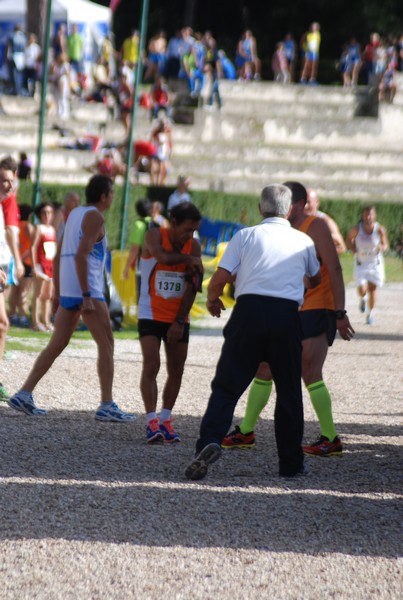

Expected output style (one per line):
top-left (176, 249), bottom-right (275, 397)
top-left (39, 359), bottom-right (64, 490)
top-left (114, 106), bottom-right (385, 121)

top-left (240, 378), bottom-right (273, 434)
top-left (307, 380), bottom-right (337, 441)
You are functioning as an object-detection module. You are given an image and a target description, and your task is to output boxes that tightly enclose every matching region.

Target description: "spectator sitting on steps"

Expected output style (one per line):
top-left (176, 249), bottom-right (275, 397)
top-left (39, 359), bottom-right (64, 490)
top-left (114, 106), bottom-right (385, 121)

top-left (167, 175), bottom-right (191, 216)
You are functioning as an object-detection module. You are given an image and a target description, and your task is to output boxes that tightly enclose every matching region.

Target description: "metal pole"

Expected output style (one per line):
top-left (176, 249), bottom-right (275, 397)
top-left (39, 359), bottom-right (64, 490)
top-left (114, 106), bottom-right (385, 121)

top-left (119, 0), bottom-right (150, 250)
top-left (33, 0), bottom-right (53, 207)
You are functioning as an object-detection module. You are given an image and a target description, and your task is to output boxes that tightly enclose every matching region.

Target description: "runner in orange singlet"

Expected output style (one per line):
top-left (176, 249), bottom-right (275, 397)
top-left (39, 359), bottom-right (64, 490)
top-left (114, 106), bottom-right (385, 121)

top-left (222, 182), bottom-right (354, 457)
top-left (137, 202), bottom-right (203, 444)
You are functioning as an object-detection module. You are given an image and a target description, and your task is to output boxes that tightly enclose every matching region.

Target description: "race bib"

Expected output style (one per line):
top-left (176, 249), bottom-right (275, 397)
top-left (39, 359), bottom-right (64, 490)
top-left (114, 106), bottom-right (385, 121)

top-left (155, 270), bottom-right (185, 299)
top-left (43, 241), bottom-right (57, 260)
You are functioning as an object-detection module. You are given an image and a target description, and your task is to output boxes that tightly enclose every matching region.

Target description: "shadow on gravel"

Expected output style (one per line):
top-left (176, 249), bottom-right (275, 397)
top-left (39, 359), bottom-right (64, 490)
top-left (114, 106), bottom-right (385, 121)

top-left (0, 476), bottom-right (400, 560)
top-left (353, 332), bottom-right (403, 342)
top-left (0, 477), bottom-right (400, 558)
top-left (0, 407), bottom-right (401, 557)
top-left (0, 408), bottom-right (401, 492)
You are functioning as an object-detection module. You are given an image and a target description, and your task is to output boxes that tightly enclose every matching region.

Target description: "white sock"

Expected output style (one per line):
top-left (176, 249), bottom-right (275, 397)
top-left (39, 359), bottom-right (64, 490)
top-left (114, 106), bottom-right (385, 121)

top-left (159, 408), bottom-right (172, 423)
top-left (146, 412), bottom-right (157, 423)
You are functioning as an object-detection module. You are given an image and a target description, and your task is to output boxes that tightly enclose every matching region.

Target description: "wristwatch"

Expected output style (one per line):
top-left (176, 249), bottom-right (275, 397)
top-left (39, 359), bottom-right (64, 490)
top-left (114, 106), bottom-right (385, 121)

top-left (82, 291), bottom-right (91, 298)
top-left (335, 309), bottom-right (347, 320)
top-left (176, 318), bottom-right (185, 326)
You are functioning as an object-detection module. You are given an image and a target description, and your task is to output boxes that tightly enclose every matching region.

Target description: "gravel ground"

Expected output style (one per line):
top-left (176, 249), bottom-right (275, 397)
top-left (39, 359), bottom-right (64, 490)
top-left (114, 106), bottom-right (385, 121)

top-left (0, 283), bottom-right (402, 599)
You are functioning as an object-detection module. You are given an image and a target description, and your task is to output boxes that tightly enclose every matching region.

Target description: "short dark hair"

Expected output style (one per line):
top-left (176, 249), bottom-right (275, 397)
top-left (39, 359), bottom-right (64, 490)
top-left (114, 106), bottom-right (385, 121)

top-left (135, 198), bottom-right (152, 218)
top-left (362, 205), bottom-right (376, 213)
top-left (283, 181), bottom-right (307, 205)
top-left (0, 155), bottom-right (18, 173)
top-left (34, 201), bottom-right (53, 219)
top-left (18, 203), bottom-right (32, 221)
top-left (85, 174), bottom-right (113, 204)
top-left (170, 202), bottom-right (201, 224)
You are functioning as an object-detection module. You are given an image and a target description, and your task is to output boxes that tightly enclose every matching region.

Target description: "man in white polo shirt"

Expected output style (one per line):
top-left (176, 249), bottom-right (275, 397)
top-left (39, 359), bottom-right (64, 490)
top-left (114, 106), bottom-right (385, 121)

top-left (185, 184), bottom-right (321, 480)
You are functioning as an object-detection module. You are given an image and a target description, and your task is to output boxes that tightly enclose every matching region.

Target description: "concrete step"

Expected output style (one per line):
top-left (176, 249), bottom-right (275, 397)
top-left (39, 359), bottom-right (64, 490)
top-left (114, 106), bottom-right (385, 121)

top-left (218, 80), bottom-right (358, 104)
top-left (184, 171), bottom-right (403, 202)
top-left (192, 109), bottom-right (403, 149)
top-left (171, 154), bottom-right (403, 183)
top-left (173, 140), bottom-right (403, 168)
top-left (221, 97), bottom-right (356, 120)
top-left (2, 91), bottom-right (402, 150)
top-left (6, 131), bottom-right (401, 168)
top-left (1, 81), bottom-right (402, 203)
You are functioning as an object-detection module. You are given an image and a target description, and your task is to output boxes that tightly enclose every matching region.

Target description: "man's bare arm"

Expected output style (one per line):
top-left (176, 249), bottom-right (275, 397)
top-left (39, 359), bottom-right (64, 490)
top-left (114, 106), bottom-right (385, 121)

top-left (309, 218), bottom-right (355, 340)
top-left (144, 228), bottom-right (203, 273)
top-left (206, 267), bottom-right (234, 318)
top-left (323, 214), bottom-right (346, 254)
top-left (123, 244), bottom-right (140, 279)
top-left (346, 225), bottom-right (359, 253)
top-left (378, 225), bottom-right (389, 252)
top-left (166, 239), bottom-right (203, 342)
top-left (309, 218), bottom-right (345, 311)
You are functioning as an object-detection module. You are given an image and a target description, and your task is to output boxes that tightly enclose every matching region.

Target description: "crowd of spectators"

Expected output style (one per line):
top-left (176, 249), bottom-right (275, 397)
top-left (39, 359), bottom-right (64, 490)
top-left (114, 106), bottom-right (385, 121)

top-left (1, 22), bottom-right (402, 194)
top-left (2, 21), bottom-right (403, 108)
top-left (337, 32), bottom-right (402, 101)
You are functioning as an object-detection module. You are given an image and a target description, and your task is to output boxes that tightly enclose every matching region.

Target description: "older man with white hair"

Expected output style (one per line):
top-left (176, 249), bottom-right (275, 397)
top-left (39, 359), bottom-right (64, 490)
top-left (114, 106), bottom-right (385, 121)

top-left (185, 184), bottom-right (321, 480)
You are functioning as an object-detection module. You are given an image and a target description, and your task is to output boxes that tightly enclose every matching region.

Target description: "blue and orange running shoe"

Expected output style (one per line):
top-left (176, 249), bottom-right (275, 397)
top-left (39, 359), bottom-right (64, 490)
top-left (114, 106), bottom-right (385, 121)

top-left (146, 418), bottom-right (164, 444)
top-left (160, 419), bottom-right (180, 443)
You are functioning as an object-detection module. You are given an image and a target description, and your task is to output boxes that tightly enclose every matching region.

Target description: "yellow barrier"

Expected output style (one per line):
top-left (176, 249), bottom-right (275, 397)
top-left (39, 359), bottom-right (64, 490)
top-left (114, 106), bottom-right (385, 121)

top-left (111, 250), bottom-right (138, 325)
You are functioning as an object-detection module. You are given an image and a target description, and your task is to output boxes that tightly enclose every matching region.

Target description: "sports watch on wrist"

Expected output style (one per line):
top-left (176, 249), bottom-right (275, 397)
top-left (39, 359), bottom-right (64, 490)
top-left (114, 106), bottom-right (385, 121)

top-left (176, 318), bottom-right (185, 326)
top-left (82, 291), bottom-right (91, 298)
top-left (335, 309), bottom-right (347, 320)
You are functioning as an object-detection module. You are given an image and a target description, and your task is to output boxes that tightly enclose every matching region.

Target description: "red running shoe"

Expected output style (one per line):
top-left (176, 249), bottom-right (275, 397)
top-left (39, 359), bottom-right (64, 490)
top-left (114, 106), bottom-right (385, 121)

top-left (303, 435), bottom-right (343, 457)
top-left (221, 425), bottom-right (256, 449)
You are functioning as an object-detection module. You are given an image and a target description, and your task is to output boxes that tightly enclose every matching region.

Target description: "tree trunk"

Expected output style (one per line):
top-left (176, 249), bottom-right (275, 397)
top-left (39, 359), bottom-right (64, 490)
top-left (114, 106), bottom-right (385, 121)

top-left (27, 0), bottom-right (48, 46)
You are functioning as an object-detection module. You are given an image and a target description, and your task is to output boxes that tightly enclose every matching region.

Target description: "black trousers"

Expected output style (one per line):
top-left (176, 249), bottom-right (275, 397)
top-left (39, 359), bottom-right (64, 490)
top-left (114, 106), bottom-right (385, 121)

top-left (196, 294), bottom-right (304, 476)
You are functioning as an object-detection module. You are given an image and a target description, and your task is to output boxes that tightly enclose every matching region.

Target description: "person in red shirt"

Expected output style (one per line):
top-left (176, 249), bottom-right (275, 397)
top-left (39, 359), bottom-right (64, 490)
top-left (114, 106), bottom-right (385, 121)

top-left (30, 202), bottom-right (57, 332)
top-left (0, 156), bottom-right (24, 400)
top-left (131, 140), bottom-right (158, 183)
top-left (8, 203), bottom-right (35, 327)
top-left (149, 76), bottom-right (173, 122)
top-left (87, 149), bottom-right (125, 182)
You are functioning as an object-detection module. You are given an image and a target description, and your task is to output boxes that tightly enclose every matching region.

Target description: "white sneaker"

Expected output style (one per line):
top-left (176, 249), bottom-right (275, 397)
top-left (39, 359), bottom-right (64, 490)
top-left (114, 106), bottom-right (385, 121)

top-left (95, 402), bottom-right (136, 422)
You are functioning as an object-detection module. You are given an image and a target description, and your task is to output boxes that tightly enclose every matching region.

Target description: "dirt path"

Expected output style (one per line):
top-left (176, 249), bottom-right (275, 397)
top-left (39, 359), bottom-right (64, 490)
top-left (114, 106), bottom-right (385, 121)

top-left (0, 283), bottom-right (401, 599)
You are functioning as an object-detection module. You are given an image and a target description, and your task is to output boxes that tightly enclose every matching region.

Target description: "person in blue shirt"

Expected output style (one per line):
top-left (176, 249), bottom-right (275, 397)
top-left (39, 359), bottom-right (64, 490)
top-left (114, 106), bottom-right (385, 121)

top-left (218, 50), bottom-right (236, 80)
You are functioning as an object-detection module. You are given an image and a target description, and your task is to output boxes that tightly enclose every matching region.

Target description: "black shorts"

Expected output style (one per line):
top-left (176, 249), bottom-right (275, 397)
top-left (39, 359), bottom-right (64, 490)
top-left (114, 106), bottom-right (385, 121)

top-left (299, 309), bottom-right (337, 346)
top-left (24, 263), bottom-right (32, 278)
top-left (138, 319), bottom-right (190, 343)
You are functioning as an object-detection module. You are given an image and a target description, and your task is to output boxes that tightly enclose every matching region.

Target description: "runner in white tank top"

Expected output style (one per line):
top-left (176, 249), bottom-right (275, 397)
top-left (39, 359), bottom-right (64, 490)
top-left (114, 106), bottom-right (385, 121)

top-left (7, 175), bottom-right (135, 422)
top-left (347, 206), bottom-right (389, 324)
top-left (60, 205), bottom-right (107, 307)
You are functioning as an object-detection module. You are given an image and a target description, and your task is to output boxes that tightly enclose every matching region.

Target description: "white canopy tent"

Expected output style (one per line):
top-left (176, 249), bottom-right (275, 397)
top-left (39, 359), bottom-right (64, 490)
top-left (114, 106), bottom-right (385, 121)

top-left (0, 0), bottom-right (110, 24)
top-left (0, 0), bottom-right (111, 71)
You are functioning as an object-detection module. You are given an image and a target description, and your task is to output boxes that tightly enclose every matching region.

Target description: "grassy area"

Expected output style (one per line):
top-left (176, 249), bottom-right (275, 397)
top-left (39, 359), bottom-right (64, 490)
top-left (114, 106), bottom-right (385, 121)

top-left (340, 253), bottom-right (403, 284)
top-left (4, 253), bottom-right (401, 351)
top-left (7, 325), bottom-right (139, 348)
